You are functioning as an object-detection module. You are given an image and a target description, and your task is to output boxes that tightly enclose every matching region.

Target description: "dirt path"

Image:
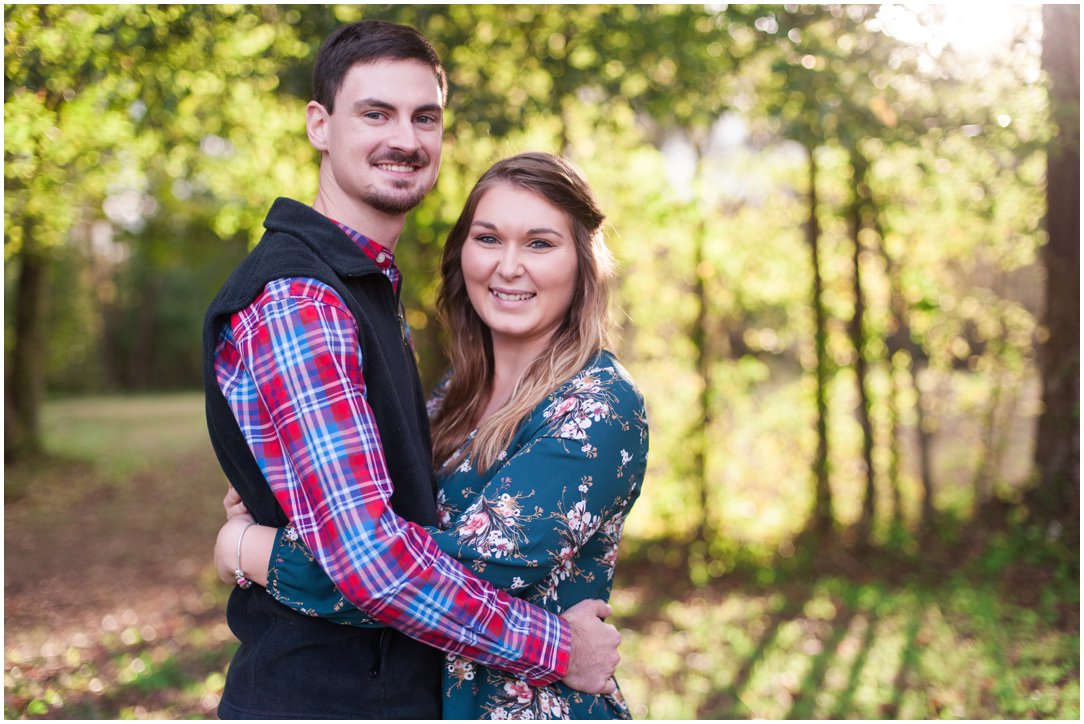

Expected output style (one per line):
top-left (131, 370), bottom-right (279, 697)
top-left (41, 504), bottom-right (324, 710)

top-left (4, 443), bottom-right (237, 718)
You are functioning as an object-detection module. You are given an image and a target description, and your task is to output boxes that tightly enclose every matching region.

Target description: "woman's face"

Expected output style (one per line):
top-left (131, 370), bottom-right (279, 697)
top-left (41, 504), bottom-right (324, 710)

top-left (460, 183), bottom-right (579, 351)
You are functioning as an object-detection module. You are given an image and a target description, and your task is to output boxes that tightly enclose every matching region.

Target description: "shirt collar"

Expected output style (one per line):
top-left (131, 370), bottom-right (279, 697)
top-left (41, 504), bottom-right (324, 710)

top-left (329, 219), bottom-right (396, 273)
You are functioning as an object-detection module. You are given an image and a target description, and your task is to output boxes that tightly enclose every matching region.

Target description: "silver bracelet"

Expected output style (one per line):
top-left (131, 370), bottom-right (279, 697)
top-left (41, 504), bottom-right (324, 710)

top-left (234, 522), bottom-right (258, 589)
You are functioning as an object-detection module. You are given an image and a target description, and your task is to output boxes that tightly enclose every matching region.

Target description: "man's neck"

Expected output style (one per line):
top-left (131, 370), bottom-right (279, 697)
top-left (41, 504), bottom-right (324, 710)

top-left (312, 187), bottom-right (405, 252)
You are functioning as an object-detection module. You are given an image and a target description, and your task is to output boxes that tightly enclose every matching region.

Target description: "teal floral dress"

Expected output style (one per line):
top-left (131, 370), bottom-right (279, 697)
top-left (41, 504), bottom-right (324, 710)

top-left (265, 350), bottom-right (649, 719)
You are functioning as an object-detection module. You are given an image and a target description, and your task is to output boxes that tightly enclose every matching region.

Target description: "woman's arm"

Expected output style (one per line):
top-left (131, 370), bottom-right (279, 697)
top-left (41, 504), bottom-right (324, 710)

top-left (214, 514), bottom-right (274, 586)
top-left (213, 493), bottom-right (379, 626)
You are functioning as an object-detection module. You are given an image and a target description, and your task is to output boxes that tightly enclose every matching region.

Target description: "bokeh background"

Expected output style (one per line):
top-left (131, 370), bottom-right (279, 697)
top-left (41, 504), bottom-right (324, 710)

top-left (4, 4), bottom-right (1079, 719)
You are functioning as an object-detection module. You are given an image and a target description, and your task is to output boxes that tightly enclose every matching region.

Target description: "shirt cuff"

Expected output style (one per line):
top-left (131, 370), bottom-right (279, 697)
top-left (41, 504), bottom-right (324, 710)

top-left (524, 613), bottom-right (572, 687)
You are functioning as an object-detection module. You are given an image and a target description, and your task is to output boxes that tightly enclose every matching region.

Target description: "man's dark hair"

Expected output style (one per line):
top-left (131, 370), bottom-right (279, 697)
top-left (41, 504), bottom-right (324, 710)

top-left (313, 19), bottom-right (448, 113)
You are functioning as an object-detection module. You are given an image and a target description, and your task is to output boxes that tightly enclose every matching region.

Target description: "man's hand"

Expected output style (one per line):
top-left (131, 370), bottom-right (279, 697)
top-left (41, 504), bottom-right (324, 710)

top-left (560, 599), bottom-right (621, 694)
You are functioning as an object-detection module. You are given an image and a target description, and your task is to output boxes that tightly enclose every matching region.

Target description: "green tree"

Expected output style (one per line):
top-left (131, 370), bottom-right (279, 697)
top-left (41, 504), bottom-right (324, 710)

top-left (1033, 4), bottom-right (1080, 529)
top-left (5, 5), bottom-right (138, 459)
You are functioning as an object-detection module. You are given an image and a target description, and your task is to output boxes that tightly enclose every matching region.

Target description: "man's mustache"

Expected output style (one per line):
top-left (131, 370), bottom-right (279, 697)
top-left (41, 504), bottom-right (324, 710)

top-left (370, 151), bottom-right (429, 167)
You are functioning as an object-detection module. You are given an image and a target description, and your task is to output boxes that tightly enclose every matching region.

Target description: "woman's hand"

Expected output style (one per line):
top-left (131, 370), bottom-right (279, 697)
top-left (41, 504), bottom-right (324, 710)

top-left (223, 484), bottom-right (249, 520)
top-left (215, 513), bottom-right (255, 585)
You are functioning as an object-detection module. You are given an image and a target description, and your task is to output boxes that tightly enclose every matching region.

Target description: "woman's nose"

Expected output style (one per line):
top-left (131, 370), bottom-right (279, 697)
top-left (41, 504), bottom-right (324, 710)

top-left (496, 247), bottom-right (523, 278)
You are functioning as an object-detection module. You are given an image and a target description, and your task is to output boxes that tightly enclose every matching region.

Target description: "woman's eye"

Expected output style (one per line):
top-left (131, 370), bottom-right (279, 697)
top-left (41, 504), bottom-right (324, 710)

top-left (474, 234), bottom-right (498, 244)
top-left (528, 239), bottom-right (555, 249)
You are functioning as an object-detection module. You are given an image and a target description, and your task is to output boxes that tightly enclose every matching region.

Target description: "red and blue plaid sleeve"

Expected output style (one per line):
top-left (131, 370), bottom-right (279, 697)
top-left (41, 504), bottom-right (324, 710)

top-left (215, 277), bottom-right (571, 685)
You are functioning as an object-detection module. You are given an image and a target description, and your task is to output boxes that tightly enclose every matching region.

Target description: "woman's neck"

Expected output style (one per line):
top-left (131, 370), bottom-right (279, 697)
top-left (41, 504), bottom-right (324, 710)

top-left (476, 336), bottom-right (549, 426)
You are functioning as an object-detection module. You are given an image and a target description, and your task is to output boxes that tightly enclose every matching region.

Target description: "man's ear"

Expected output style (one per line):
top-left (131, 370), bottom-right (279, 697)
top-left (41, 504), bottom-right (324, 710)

top-left (306, 101), bottom-right (330, 152)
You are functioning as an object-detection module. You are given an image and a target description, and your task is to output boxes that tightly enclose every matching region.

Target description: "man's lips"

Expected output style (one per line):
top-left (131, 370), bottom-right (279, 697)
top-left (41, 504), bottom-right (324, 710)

top-left (375, 162), bottom-right (420, 173)
top-left (372, 153), bottom-right (427, 174)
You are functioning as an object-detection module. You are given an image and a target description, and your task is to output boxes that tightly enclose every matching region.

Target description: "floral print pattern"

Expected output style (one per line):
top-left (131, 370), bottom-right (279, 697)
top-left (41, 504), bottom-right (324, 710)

top-left (453, 486), bottom-right (543, 564)
top-left (266, 351), bottom-right (648, 719)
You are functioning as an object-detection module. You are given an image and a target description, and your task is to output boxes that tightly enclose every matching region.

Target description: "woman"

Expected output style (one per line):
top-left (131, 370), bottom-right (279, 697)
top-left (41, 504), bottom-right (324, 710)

top-left (215, 152), bottom-right (648, 719)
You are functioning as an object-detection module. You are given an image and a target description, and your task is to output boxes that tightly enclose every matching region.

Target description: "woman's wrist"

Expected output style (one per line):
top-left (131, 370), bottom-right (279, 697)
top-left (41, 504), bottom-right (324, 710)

top-left (239, 524), bottom-right (277, 588)
top-left (215, 516), bottom-right (252, 584)
top-left (233, 521), bottom-right (258, 588)
top-left (213, 517), bottom-right (280, 589)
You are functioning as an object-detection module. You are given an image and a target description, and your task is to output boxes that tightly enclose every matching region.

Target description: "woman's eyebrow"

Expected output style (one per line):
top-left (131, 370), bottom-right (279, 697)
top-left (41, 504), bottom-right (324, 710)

top-left (470, 220), bottom-right (565, 238)
top-left (526, 226), bottom-right (564, 237)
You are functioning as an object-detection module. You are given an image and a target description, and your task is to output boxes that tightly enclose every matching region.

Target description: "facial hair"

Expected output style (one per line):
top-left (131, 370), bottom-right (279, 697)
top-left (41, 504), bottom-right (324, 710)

top-left (363, 150), bottom-right (435, 214)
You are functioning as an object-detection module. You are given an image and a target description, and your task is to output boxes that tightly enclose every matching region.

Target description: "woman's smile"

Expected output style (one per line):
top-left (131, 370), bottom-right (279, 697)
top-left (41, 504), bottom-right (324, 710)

top-left (461, 183), bottom-right (579, 351)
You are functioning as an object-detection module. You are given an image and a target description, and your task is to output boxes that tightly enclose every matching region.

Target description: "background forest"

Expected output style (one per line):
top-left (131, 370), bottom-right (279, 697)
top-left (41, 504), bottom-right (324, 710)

top-left (4, 4), bottom-right (1079, 719)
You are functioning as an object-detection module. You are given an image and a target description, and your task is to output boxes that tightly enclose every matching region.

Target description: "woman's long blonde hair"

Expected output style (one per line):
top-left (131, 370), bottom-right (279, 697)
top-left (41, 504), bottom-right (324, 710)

top-left (430, 152), bottom-right (616, 473)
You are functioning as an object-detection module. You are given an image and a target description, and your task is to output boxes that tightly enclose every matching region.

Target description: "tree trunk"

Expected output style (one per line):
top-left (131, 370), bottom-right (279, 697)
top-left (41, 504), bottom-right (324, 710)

top-left (1033, 4), bottom-right (1080, 526)
top-left (5, 224), bottom-right (49, 463)
top-left (972, 371), bottom-right (1003, 507)
top-left (806, 144), bottom-right (833, 537)
top-left (849, 152), bottom-right (877, 545)
top-left (909, 356), bottom-right (937, 536)
top-left (691, 214), bottom-right (714, 543)
top-left (866, 188), bottom-right (936, 535)
top-left (887, 352), bottom-right (905, 533)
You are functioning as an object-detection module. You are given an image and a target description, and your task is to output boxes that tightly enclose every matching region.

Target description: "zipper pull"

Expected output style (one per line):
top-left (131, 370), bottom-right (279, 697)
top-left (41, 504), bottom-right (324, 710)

top-left (398, 302), bottom-right (409, 346)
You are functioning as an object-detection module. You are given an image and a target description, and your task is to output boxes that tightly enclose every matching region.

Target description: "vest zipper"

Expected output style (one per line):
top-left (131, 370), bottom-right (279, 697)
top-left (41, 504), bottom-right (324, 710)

top-left (397, 301), bottom-right (409, 347)
top-left (369, 628), bottom-right (392, 679)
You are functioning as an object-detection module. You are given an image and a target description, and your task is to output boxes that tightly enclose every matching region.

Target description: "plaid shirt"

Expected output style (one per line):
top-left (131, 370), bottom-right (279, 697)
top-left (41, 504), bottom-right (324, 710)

top-left (213, 221), bottom-right (570, 686)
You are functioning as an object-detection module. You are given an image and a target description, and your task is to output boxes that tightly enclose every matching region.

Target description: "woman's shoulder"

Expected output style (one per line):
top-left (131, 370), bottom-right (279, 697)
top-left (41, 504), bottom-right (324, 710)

top-left (553, 350), bottom-right (643, 407)
top-left (537, 350), bottom-right (647, 442)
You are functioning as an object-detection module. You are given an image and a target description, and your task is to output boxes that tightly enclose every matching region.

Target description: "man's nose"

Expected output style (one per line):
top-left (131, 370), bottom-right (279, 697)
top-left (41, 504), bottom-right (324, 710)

top-left (387, 118), bottom-right (421, 152)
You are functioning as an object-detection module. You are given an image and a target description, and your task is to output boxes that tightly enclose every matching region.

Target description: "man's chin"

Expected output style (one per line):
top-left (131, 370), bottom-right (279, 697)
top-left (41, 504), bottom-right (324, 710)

top-left (364, 187), bottom-right (431, 215)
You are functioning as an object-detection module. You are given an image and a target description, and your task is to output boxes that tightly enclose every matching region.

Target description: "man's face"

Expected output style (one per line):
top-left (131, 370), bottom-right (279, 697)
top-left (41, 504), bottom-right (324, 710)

top-left (311, 59), bottom-right (443, 216)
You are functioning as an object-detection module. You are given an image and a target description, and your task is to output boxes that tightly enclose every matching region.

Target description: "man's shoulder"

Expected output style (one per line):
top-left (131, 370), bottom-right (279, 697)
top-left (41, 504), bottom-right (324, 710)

top-left (252, 277), bottom-right (350, 313)
top-left (208, 235), bottom-right (326, 313)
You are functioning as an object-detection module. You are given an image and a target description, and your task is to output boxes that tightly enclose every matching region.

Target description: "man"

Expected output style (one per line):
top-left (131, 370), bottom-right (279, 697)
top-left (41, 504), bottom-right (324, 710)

top-left (203, 19), bottom-right (620, 719)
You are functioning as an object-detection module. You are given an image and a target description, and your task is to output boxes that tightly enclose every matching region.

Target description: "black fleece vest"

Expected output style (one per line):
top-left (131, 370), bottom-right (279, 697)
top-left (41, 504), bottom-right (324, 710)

top-left (203, 198), bottom-right (440, 719)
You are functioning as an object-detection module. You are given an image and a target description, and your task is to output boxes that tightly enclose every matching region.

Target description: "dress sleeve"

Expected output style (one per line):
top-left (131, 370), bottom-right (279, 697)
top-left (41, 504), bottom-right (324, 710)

top-left (266, 525), bottom-right (381, 627)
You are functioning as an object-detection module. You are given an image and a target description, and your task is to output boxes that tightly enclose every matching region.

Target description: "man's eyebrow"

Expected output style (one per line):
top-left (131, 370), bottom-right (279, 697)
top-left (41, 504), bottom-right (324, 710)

top-left (350, 99), bottom-right (443, 116)
top-left (414, 103), bottom-right (443, 116)
top-left (351, 98), bottom-right (394, 113)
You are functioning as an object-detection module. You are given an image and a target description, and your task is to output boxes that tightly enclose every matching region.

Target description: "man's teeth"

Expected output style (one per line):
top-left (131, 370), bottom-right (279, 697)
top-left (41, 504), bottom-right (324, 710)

top-left (378, 163), bottom-right (415, 172)
top-left (493, 290), bottom-right (534, 301)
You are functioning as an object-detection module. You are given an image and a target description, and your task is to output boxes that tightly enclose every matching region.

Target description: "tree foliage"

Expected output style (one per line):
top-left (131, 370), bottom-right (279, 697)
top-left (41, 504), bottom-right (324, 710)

top-left (4, 5), bottom-right (1064, 554)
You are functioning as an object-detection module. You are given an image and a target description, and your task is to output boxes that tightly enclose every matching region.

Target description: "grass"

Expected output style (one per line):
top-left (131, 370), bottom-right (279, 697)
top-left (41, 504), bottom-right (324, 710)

top-left (4, 393), bottom-right (1079, 719)
top-left (611, 555), bottom-right (1078, 719)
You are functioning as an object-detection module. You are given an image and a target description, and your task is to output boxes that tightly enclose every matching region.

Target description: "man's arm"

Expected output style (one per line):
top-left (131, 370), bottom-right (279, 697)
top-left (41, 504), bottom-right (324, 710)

top-left (216, 514), bottom-right (619, 693)
top-left (219, 278), bottom-right (616, 689)
top-left (213, 511), bottom-right (620, 693)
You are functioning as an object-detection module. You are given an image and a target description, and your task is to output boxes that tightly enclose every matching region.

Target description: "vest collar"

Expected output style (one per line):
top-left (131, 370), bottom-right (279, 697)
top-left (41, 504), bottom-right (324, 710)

top-left (263, 197), bottom-right (382, 278)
